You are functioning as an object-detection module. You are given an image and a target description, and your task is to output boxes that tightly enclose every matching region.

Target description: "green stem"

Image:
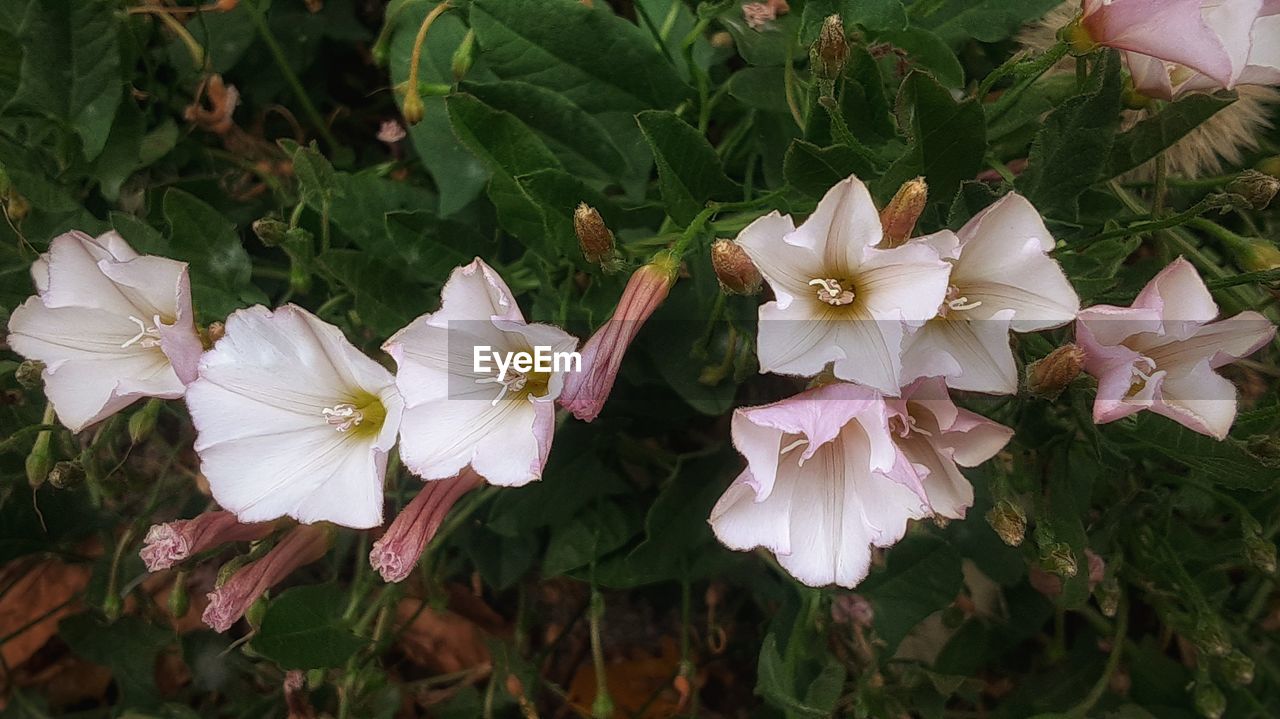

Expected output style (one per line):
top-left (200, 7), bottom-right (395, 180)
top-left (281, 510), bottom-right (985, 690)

top-left (242, 0), bottom-right (340, 151)
top-left (1066, 597), bottom-right (1128, 718)
top-left (589, 587), bottom-right (613, 719)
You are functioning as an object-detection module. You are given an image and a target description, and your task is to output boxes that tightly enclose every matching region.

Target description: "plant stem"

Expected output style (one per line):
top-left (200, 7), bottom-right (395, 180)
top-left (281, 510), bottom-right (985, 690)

top-left (1066, 597), bottom-right (1128, 718)
top-left (242, 0), bottom-right (341, 151)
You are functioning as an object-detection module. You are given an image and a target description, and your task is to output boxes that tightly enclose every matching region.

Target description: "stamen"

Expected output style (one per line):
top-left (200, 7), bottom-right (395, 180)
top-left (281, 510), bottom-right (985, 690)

top-left (946, 296), bottom-right (983, 312)
top-left (1126, 357), bottom-right (1158, 397)
top-left (323, 403), bottom-right (364, 432)
top-left (121, 315), bottom-right (163, 349)
top-left (779, 438), bottom-right (809, 454)
top-left (808, 278), bottom-right (855, 306)
top-left (906, 416), bottom-right (932, 437)
top-left (475, 369), bottom-right (529, 406)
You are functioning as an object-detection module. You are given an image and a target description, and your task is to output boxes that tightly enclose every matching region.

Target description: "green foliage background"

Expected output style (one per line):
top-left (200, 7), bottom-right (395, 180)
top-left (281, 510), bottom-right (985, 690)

top-left (1, 0), bottom-right (1279, 717)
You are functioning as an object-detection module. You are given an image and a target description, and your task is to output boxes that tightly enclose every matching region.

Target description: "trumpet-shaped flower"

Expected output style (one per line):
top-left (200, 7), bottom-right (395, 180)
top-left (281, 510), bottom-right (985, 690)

top-left (7, 231), bottom-right (203, 432)
top-left (369, 469), bottom-right (483, 583)
top-left (885, 378), bottom-right (1015, 519)
top-left (708, 382), bottom-right (930, 588)
top-left (559, 253), bottom-right (677, 421)
top-left (735, 175), bottom-right (952, 394)
top-left (385, 259), bottom-right (578, 487)
top-left (1078, 0), bottom-right (1280, 100)
top-left (1076, 257), bottom-right (1276, 439)
top-left (185, 305), bottom-right (403, 529)
top-left (900, 193), bottom-right (1080, 394)
top-left (140, 510), bottom-right (275, 572)
top-left (203, 524), bottom-right (331, 632)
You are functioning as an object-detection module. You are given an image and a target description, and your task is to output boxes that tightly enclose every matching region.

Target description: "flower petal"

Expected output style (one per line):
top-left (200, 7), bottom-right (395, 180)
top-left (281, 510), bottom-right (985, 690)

top-left (791, 175), bottom-right (884, 276)
top-left (1153, 359), bottom-right (1239, 440)
top-left (900, 315), bottom-right (1018, 395)
top-left (1082, 0), bottom-right (1235, 86)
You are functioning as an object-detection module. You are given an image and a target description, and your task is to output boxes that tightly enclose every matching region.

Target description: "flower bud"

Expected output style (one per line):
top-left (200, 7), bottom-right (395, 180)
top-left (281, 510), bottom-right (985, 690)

top-left (141, 510), bottom-right (276, 573)
top-left (986, 499), bottom-right (1026, 547)
top-left (15, 360), bottom-right (44, 390)
top-left (1243, 533), bottom-right (1276, 575)
top-left (47, 460), bottom-right (85, 490)
top-left (830, 593), bottom-right (874, 627)
top-left (252, 217), bottom-right (290, 247)
top-left (102, 592), bottom-right (123, 621)
top-left (573, 203), bottom-right (616, 265)
top-left (26, 427), bottom-right (54, 488)
top-left (129, 398), bottom-right (163, 444)
top-left (878, 177), bottom-right (928, 248)
top-left (711, 239), bottom-right (761, 295)
top-left (401, 90), bottom-right (425, 126)
top-left (451, 29), bottom-right (476, 81)
top-left (203, 524), bottom-right (332, 632)
top-left (1193, 680), bottom-right (1226, 719)
top-left (1095, 575), bottom-right (1121, 617)
top-left (1026, 344), bottom-right (1086, 399)
top-left (1220, 650), bottom-right (1254, 686)
top-left (369, 469), bottom-right (482, 582)
top-left (1039, 541), bottom-right (1078, 579)
top-left (813, 14), bottom-right (848, 81)
top-left (1227, 170), bottom-right (1280, 210)
top-left (1190, 616), bottom-right (1231, 657)
top-left (5, 192), bottom-right (30, 222)
top-left (169, 570), bottom-right (191, 618)
top-left (206, 321), bottom-right (226, 345)
top-left (1244, 434), bottom-right (1280, 466)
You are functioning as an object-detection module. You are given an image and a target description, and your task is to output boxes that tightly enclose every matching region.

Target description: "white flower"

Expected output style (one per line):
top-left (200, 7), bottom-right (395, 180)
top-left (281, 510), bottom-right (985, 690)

top-left (185, 304), bottom-right (403, 529)
top-left (900, 193), bottom-right (1080, 394)
top-left (6, 230), bottom-right (203, 432)
top-left (735, 175), bottom-right (952, 395)
top-left (384, 258), bottom-right (578, 487)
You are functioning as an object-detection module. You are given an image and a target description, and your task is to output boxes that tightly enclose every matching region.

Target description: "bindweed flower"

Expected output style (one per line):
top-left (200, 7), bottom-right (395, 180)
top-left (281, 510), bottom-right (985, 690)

top-left (885, 378), bottom-right (1015, 520)
top-left (1075, 0), bottom-right (1280, 101)
top-left (7, 231), bottom-right (203, 432)
top-left (385, 259), bottom-right (578, 485)
top-left (735, 175), bottom-right (952, 394)
top-left (369, 468), bottom-right (483, 582)
top-left (202, 524), bottom-right (331, 632)
top-left (1076, 257), bottom-right (1276, 440)
top-left (900, 193), bottom-right (1080, 394)
top-left (708, 382), bottom-right (928, 588)
top-left (140, 510), bottom-right (275, 572)
top-left (560, 252), bottom-right (679, 421)
top-left (185, 305), bottom-right (403, 529)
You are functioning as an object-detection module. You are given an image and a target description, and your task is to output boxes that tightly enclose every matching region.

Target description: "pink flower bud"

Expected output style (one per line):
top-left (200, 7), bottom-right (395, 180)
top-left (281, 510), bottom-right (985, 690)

top-left (559, 253), bottom-right (679, 422)
top-left (202, 524), bottom-right (331, 632)
top-left (369, 469), bottom-right (483, 583)
top-left (140, 511), bottom-right (275, 572)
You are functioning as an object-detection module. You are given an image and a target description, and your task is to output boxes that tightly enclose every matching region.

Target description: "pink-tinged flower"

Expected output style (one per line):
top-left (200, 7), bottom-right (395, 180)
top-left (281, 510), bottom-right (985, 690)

top-left (6, 231), bottom-right (203, 432)
top-left (1076, 257), bottom-right (1276, 440)
top-left (900, 193), bottom-right (1080, 394)
top-left (708, 382), bottom-right (929, 588)
top-left (202, 524), bottom-right (331, 632)
top-left (186, 305), bottom-right (403, 529)
top-left (735, 175), bottom-right (952, 395)
top-left (377, 119), bottom-right (407, 144)
top-left (559, 253), bottom-right (678, 421)
top-left (369, 468), bottom-right (483, 583)
top-left (885, 378), bottom-right (1015, 519)
top-left (140, 510), bottom-right (275, 572)
top-left (385, 259), bottom-right (578, 486)
top-left (1079, 0), bottom-right (1280, 100)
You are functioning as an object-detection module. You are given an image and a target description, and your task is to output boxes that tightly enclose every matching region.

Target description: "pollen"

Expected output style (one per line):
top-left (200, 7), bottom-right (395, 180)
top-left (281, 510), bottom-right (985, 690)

top-left (809, 278), bottom-right (855, 306)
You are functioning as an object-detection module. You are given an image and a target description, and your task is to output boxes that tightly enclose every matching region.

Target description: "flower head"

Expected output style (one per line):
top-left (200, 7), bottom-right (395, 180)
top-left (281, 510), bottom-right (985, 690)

top-left (708, 382), bottom-right (929, 588)
top-left (369, 468), bottom-right (483, 583)
top-left (7, 231), bottom-right (203, 432)
top-left (559, 253), bottom-right (678, 421)
top-left (884, 378), bottom-right (1015, 520)
top-left (385, 258), bottom-right (578, 486)
top-left (1076, 257), bottom-right (1276, 439)
top-left (202, 524), bottom-right (331, 632)
top-left (186, 304), bottom-right (403, 529)
top-left (900, 193), bottom-right (1080, 394)
top-left (140, 510), bottom-right (275, 572)
top-left (735, 175), bottom-right (952, 394)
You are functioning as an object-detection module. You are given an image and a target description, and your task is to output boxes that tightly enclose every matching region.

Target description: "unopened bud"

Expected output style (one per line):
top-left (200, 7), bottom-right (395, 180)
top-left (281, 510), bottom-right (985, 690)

top-left (1095, 575), bottom-right (1121, 617)
top-left (1227, 170), bottom-right (1279, 210)
top-left (129, 399), bottom-right (163, 444)
top-left (451, 29), bottom-right (476, 81)
top-left (169, 571), bottom-right (191, 619)
top-left (1193, 680), bottom-right (1226, 719)
top-left (830, 594), bottom-right (874, 627)
top-left (402, 90), bottom-right (425, 126)
top-left (1244, 534), bottom-right (1276, 575)
top-left (103, 592), bottom-right (123, 621)
top-left (26, 428), bottom-right (54, 488)
top-left (1027, 344), bottom-right (1086, 399)
top-left (207, 321), bottom-right (226, 345)
top-left (1039, 541), bottom-right (1077, 579)
top-left (1220, 650), bottom-right (1254, 686)
top-left (47, 460), bottom-right (85, 490)
top-left (879, 177), bottom-right (928, 248)
top-left (573, 203), bottom-right (617, 265)
top-left (813, 15), bottom-right (848, 81)
top-left (245, 595), bottom-right (268, 629)
top-left (252, 217), bottom-right (290, 247)
top-left (5, 192), bottom-right (29, 222)
top-left (1245, 435), bottom-right (1280, 467)
top-left (15, 360), bottom-right (44, 390)
top-left (711, 239), bottom-right (762, 295)
top-left (1190, 617), bottom-right (1232, 657)
top-left (986, 499), bottom-right (1026, 547)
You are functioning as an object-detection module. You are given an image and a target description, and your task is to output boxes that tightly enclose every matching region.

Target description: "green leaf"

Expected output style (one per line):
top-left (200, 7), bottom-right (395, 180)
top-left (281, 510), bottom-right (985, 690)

top-left (876, 72), bottom-right (986, 207)
top-left (543, 500), bottom-right (641, 576)
top-left (803, 0), bottom-right (908, 35)
top-left (251, 585), bottom-right (366, 670)
top-left (1105, 92), bottom-right (1236, 178)
top-left (859, 533), bottom-right (964, 652)
top-left (279, 139), bottom-right (343, 206)
top-left (876, 28), bottom-right (964, 88)
top-left (383, 210), bottom-right (492, 279)
top-left (319, 249), bottom-right (429, 337)
top-left (60, 614), bottom-right (171, 705)
top-left (785, 140), bottom-right (881, 199)
top-left (91, 99), bottom-right (144, 201)
top-left (904, 0), bottom-right (1063, 46)
top-left (470, 0), bottom-right (691, 113)
top-left (161, 189), bottom-right (262, 320)
top-left (5, 0), bottom-right (122, 160)
top-left (718, 7), bottom-right (807, 67)
top-left (636, 110), bottom-right (741, 225)
top-left (1016, 51), bottom-right (1123, 221)
top-left (1121, 414), bottom-right (1280, 491)
top-left (463, 80), bottom-right (629, 182)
